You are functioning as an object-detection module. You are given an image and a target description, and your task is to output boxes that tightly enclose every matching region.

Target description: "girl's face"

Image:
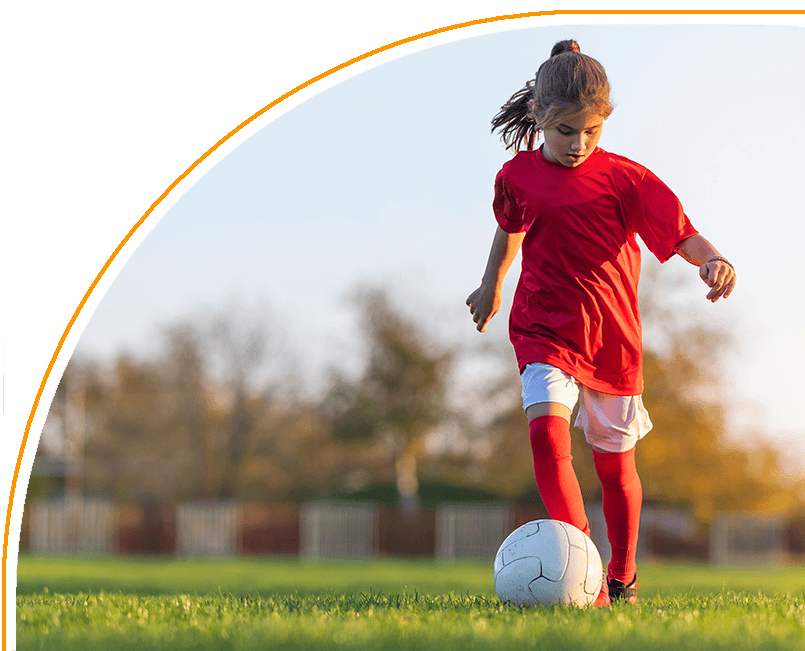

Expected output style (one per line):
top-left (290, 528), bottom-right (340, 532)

top-left (541, 109), bottom-right (604, 168)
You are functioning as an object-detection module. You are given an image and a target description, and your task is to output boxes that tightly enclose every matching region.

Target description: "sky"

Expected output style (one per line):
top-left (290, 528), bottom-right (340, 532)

top-left (70, 23), bottom-right (805, 472)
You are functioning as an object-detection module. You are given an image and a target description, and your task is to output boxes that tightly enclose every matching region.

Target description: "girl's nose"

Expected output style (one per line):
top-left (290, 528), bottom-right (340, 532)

top-left (570, 134), bottom-right (588, 151)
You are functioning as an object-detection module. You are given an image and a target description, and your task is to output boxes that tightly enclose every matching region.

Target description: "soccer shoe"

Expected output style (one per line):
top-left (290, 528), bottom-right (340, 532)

top-left (607, 575), bottom-right (638, 604)
top-left (592, 572), bottom-right (610, 607)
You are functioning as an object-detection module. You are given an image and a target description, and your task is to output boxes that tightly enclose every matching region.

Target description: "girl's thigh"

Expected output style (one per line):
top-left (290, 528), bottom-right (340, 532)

top-left (521, 362), bottom-right (579, 422)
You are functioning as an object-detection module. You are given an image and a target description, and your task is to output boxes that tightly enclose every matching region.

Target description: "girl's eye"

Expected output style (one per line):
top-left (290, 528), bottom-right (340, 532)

top-left (558, 129), bottom-right (573, 136)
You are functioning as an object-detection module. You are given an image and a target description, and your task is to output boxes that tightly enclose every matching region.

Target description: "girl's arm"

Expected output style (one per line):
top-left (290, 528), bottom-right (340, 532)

top-left (466, 226), bottom-right (526, 332)
top-left (674, 233), bottom-right (737, 303)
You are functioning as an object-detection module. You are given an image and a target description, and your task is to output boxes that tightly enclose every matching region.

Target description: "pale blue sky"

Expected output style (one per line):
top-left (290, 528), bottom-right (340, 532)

top-left (73, 24), bottom-right (805, 470)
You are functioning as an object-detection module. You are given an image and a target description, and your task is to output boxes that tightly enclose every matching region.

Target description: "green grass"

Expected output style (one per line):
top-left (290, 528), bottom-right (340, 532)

top-left (16, 556), bottom-right (805, 650)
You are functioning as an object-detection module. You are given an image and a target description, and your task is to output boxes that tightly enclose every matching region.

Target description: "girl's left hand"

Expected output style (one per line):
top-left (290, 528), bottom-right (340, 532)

top-left (699, 259), bottom-right (736, 303)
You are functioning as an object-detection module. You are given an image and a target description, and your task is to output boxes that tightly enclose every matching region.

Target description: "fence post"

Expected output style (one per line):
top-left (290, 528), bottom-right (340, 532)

top-left (436, 504), bottom-right (512, 562)
top-left (300, 501), bottom-right (376, 559)
top-left (175, 501), bottom-right (239, 556)
top-left (28, 499), bottom-right (115, 554)
top-left (710, 512), bottom-right (785, 566)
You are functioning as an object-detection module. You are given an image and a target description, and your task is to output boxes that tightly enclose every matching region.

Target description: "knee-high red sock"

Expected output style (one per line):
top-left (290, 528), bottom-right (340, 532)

top-left (529, 416), bottom-right (590, 537)
top-left (593, 448), bottom-right (642, 583)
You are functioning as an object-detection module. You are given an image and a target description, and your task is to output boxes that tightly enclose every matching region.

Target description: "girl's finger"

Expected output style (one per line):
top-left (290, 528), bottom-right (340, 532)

top-left (712, 264), bottom-right (728, 288)
top-left (707, 279), bottom-right (724, 300)
top-left (724, 276), bottom-right (736, 299)
top-left (708, 273), bottom-right (734, 301)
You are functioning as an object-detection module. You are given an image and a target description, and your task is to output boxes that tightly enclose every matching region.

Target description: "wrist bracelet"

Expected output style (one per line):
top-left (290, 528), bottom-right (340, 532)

top-left (706, 256), bottom-right (734, 271)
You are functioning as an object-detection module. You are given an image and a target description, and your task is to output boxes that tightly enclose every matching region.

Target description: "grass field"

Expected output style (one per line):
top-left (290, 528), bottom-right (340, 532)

top-left (16, 556), bottom-right (805, 650)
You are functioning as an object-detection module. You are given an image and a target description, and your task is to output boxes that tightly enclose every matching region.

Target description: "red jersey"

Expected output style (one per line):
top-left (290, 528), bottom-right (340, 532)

top-left (494, 146), bottom-right (698, 395)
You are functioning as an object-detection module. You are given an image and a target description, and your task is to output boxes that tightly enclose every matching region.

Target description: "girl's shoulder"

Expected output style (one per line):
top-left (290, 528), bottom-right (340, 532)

top-left (597, 149), bottom-right (648, 180)
top-left (599, 150), bottom-right (682, 208)
top-left (495, 149), bottom-right (541, 186)
top-left (502, 148), bottom-right (540, 170)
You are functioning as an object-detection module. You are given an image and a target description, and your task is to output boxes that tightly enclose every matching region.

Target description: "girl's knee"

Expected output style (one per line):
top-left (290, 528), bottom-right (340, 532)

top-left (593, 447), bottom-right (640, 488)
top-left (525, 401), bottom-right (572, 423)
top-left (528, 414), bottom-right (573, 461)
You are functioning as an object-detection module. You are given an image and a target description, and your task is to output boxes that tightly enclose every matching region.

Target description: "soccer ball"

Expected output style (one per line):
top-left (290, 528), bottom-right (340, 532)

top-left (493, 519), bottom-right (603, 607)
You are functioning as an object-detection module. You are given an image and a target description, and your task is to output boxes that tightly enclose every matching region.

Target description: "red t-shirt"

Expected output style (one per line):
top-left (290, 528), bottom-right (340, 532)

top-left (494, 146), bottom-right (698, 395)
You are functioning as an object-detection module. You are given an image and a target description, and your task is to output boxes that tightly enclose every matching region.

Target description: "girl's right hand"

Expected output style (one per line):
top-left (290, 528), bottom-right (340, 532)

top-left (466, 284), bottom-right (501, 332)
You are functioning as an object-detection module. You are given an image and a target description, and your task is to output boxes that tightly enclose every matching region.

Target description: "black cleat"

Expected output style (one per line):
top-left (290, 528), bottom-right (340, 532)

top-left (608, 575), bottom-right (638, 604)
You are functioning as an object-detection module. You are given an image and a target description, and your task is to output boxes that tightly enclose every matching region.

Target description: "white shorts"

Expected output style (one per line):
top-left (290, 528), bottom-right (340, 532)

top-left (521, 362), bottom-right (652, 453)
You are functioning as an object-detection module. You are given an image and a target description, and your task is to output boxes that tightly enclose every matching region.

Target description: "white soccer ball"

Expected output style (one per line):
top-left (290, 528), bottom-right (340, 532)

top-left (493, 519), bottom-right (603, 607)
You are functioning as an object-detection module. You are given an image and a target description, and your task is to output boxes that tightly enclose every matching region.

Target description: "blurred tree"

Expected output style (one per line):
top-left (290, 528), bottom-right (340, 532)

top-left (81, 353), bottom-right (188, 501)
top-left (74, 312), bottom-right (301, 503)
top-left (323, 289), bottom-right (452, 513)
top-left (70, 309), bottom-right (386, 504)
top-left (204, 315), bottom-right (269, 500)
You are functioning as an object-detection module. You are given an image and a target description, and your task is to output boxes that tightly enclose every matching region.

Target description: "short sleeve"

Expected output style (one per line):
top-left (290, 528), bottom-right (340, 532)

top-left (493, 167), bottom-right (526, 233)
top-left (627, 167), bottom-right (698, 263)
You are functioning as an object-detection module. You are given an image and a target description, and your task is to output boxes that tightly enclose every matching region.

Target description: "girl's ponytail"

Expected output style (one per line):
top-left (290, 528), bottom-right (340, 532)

top-left (490, 80), bottom-right (539, 153)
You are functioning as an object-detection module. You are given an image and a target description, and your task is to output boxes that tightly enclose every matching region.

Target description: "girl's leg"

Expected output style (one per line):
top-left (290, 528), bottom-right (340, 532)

top-left (578, 389), bottom-right (649, 587)
top-left (527, 403), bottom-right (590, 537)
top-left (593, 446), bottom-right (642, 584)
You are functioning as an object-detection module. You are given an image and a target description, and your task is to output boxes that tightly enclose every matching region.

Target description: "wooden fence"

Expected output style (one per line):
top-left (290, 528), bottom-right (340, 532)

top-left (20, 499), bottom-right (786, 564)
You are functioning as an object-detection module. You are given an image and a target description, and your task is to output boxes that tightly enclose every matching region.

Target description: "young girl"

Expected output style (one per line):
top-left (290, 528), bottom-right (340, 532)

top-left (466, 39), bottom-right (736, 606)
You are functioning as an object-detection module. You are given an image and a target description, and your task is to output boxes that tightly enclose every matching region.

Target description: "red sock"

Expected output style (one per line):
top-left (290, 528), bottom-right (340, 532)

top-left (593, 448), bottom-right (642, 583)
top-left (529, 416), bottom-right (590, 537)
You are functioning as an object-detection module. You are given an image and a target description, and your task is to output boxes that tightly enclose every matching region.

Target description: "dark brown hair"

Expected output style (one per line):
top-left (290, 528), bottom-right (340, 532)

top-left (491, 39), bottom-right (614, 152)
